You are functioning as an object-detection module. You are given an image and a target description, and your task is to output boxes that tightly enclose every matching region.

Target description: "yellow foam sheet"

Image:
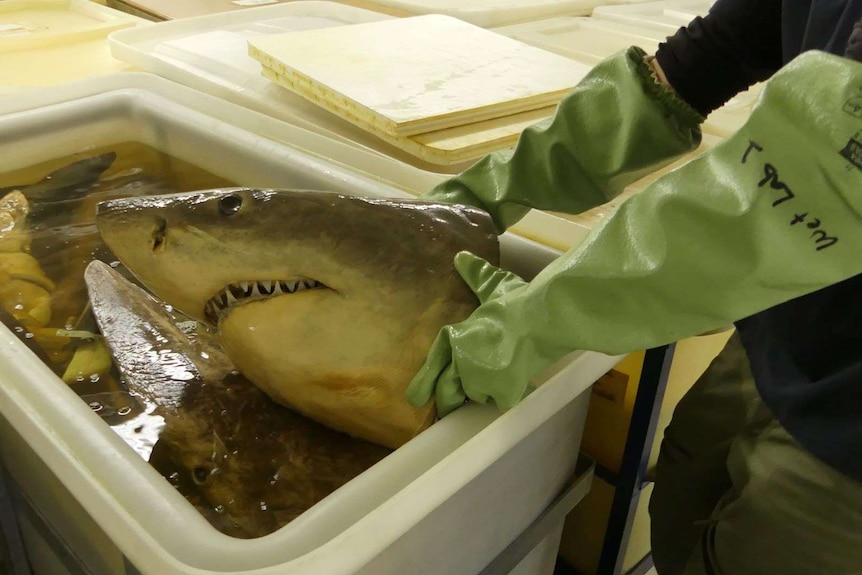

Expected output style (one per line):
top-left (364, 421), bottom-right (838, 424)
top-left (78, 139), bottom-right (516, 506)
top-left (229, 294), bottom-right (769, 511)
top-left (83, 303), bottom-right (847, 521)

top-left (248, 14), bottom-right (590, 137)
top-left (261, 65), bottom-right (558, 165)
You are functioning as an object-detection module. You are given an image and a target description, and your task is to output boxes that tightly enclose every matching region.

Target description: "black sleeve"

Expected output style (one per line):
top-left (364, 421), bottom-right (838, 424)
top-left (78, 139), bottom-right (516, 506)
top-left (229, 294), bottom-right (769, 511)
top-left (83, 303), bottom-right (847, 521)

top-left (654, 0), bottom-right (784, 116)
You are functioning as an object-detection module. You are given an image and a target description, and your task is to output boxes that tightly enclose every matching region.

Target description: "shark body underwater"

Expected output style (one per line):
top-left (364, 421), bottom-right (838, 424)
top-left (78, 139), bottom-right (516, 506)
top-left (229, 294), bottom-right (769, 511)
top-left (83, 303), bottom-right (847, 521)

top-left (84, 261), bottom-right (391, 538)
top-left (95, 188), bottom-right (500, 449)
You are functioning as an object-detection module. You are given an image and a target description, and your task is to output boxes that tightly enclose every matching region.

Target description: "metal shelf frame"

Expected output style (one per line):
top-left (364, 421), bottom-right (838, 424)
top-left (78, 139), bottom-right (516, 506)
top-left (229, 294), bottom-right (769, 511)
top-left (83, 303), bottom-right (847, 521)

top-left (556, 344), bottom-right (676, 575)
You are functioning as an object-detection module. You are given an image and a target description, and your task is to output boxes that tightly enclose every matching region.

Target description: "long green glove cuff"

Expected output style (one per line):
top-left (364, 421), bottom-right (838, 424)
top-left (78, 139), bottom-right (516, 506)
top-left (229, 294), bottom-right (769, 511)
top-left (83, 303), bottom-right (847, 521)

top-left (424, 46), bottom-right (704, 232)
top-left (409, 51), bottom-right (862, 415)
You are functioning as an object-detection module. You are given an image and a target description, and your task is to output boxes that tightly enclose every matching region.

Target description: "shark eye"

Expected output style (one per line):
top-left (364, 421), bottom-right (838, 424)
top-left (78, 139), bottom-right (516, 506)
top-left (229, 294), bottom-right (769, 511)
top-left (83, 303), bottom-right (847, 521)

top-left (192, 466), bottom-right (211, 485)
top-left (219, 194), bottom-right (243, 215)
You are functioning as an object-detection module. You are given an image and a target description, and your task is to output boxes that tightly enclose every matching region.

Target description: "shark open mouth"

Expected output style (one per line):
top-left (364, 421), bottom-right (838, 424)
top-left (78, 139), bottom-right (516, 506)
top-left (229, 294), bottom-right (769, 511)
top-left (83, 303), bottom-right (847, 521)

top-left (204, 279), bottom-right (324, 324)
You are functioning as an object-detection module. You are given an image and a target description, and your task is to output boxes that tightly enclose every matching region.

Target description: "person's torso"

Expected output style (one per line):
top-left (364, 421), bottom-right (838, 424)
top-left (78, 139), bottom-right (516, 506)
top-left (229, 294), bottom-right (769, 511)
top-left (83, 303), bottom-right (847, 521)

top-left (736, 0), bottom-right (862, 482)
top-left (782, 0), bottom-right (862, 60)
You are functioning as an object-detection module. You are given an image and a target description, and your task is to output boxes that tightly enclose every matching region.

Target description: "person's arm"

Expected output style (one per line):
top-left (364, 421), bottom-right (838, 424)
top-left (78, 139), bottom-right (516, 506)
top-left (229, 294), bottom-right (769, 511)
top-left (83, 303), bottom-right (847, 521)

top-left (424, 47), bottom-right (703, 233)
top-left (655, 0), bottom-right (784, 116)
top-left (422, 0), bottom-right (784, 232)
top-left (408, 51), bottom-right (862, 416)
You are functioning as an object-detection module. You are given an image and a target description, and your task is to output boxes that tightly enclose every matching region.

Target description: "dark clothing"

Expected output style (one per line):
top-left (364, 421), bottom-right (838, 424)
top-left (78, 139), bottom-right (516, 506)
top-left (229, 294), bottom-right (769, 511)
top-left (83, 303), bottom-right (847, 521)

top-left (655, 0), bottom-right (862, 481)
top-left (654, 0), bottom-right (782, 116)
top-left (782, 0), bottom-right (862, 61)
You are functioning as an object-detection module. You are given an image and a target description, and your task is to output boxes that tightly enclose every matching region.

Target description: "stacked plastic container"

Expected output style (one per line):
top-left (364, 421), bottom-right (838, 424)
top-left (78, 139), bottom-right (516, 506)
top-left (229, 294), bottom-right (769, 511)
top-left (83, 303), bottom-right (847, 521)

top-left (109, 0), bottom-right (635, 27)
top-left (0, 0), bottom-right (149, 89)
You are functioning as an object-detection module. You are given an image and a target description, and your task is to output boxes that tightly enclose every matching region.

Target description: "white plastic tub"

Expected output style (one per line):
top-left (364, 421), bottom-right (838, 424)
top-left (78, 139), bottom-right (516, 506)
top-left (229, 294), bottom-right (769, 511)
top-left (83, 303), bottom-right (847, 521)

top-left (0, 77), bottom-right (619, 575)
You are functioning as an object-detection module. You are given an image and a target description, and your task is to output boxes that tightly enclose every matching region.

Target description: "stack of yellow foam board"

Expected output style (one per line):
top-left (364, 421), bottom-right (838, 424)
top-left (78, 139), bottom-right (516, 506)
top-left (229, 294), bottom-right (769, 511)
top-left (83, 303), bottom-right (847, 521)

top-left (247, 14), bottom-right (592, 165)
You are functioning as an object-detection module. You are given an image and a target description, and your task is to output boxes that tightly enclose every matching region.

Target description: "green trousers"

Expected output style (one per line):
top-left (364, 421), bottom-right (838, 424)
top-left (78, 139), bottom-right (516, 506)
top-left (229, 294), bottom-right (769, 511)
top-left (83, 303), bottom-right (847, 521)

top-left (649, 333), bottom-right (862, 575)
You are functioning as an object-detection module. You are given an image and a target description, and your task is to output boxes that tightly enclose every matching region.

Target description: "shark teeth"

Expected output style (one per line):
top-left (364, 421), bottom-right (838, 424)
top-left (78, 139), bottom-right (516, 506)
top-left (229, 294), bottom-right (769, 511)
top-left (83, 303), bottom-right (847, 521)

top-left (204, 279), bottom-right (322, 324)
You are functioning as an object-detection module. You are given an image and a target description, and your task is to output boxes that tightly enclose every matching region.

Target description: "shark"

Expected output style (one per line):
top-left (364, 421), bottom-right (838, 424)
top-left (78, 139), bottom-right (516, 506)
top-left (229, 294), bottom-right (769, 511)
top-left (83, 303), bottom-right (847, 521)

top-left (84, 260), bottom-right (390, 538)
top-left (95, 188), bottom-right (500, 449)
top-left (0, 152), bottom-right (117, 229)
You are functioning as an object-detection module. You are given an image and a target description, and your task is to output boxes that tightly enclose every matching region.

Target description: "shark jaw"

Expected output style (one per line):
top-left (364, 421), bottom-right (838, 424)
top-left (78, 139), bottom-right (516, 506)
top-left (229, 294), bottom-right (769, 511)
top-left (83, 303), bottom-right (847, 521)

top-left (203, 278), bottom-right (327, 325)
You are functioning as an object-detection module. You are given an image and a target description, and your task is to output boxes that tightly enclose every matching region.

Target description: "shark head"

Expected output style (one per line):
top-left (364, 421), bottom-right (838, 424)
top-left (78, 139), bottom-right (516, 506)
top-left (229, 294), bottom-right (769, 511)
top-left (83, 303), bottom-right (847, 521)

top-left (95, 188), bottom-right (499, 447)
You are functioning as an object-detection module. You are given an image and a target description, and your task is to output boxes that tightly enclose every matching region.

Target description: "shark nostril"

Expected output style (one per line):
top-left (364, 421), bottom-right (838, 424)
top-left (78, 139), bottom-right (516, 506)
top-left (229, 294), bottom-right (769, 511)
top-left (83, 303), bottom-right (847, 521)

top-left (152, 217), bottom-right (167, 253)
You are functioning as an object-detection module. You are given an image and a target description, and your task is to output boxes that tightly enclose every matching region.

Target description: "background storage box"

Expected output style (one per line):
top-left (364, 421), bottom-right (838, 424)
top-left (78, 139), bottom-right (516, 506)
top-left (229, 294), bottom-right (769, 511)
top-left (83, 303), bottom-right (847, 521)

top-left (0, 0), bottom-right (149, 89)
top-left (493, 15), bottom-right (763, 139)
top-left (106, 0), bottom-right (311, 21)
top-left (336, 0), bottom-right (626, 28)
top-left (492, 16), bottom-right (663, 64)
top-left (590, 0), bottom-right (713, 34)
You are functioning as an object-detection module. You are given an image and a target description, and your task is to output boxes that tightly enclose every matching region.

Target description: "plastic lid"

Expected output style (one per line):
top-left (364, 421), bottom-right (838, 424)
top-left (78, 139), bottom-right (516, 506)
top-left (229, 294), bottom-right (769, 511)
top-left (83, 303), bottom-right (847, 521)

top-left (334, 0), bottom-right (609, 27)
top-left (493, 16), bottom-right (665, 64)
top-left (591, 0), bottom-right (714, 34)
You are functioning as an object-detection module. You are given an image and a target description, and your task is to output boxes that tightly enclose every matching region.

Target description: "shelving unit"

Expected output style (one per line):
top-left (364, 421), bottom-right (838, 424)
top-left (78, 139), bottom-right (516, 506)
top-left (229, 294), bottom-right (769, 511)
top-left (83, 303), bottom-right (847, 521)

top-left (0, 464), bottom-right (28, 575)
top-left (554, 345), bottom-right (674, 575)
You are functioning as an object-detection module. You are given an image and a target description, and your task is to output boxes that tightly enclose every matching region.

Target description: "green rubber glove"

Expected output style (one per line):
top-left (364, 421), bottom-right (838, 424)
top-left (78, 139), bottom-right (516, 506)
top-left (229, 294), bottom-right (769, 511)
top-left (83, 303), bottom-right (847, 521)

top-left (424, 46), bottom-right (704, 233)
top-left (408, 51), bottom-right (862, 416)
